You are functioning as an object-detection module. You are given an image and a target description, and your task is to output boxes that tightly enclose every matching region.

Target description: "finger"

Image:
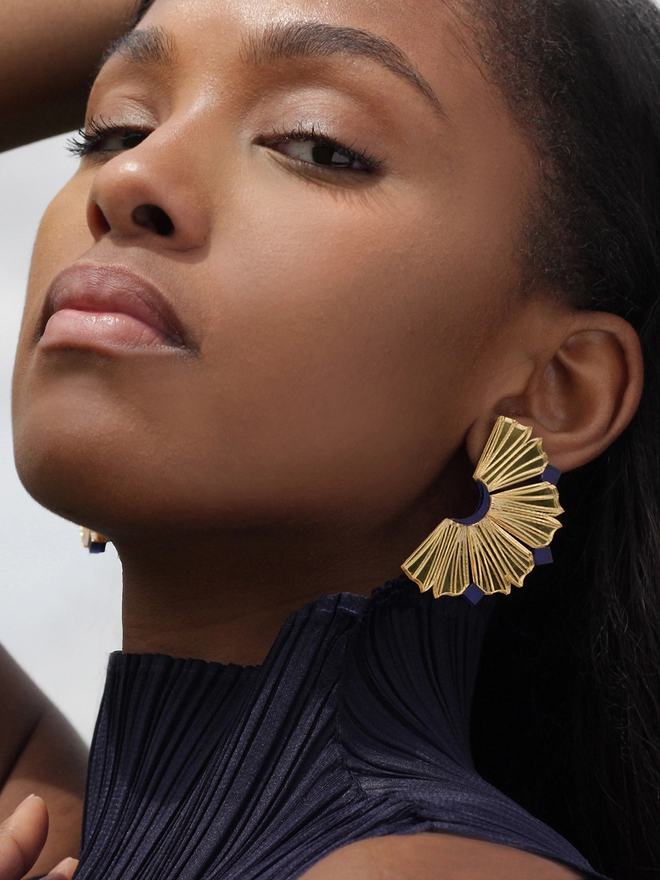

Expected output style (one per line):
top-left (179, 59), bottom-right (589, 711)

top-left (0, 795), bottom-right (48, 880)
top-left (43, 857), bottom-right (78, 880)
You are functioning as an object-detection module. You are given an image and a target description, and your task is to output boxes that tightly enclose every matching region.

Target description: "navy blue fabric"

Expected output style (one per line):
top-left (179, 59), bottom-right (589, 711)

top-left (74, 577), bottom-right (608, 879)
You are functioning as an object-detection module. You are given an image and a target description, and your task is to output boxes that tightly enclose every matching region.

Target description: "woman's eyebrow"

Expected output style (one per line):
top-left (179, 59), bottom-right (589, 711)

top-left (99, 19), bottom-right (444, 118)
top-left (242, 21), bottom-right (445, 116)
top-left (98, 26), bottom-right (177, 73)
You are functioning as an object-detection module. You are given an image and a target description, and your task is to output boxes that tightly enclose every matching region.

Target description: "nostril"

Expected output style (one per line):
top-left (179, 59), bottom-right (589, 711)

top-left (89, 202), bottom-right (111, 236)
top-left (132, 204), bottom-right (175, 237)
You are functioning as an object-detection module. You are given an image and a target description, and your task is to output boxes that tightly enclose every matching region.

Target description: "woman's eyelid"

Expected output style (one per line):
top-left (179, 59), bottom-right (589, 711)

top-left (272, 140), bottom-right (377, 173)
top-left (67, 118), bottom-right (155, 159)
top-left (85, 115), bottom-right (151, 136)
top-left (257, 124), bottom-right (385, 171)
top-left (86, 70), bottom-right (163, 118)
top-left (82, 86), bottom-right (161, 139)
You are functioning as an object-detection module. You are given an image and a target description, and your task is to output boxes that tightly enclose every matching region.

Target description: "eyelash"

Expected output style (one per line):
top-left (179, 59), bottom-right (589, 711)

top-left (67, 117), bottom-right (150, 158)
top-left (259, 123), bottom-right (383, 173)
top-left (67, 117), bottom-right (383, 174)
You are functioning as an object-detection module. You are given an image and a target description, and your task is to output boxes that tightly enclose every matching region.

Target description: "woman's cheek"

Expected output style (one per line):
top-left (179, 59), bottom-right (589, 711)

top-left (29, 172), bottom-right (94, 292)
top-left (18, 173), bottom-right (93, 343)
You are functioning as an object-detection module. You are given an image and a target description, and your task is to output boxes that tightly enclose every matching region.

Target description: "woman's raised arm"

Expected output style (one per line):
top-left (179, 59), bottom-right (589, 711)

top-left (0, 647), bottom-right (87, 877)
top-left (0, 0), bottom-right (138, 152)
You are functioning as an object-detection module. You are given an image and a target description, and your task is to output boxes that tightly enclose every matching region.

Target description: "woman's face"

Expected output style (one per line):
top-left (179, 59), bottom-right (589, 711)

top-left (12, 0), bottom-right (545, 540)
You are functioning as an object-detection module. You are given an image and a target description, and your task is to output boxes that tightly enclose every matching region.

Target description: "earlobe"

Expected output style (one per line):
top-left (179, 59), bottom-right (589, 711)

top-left (502, 312), bottom-right (643, 473)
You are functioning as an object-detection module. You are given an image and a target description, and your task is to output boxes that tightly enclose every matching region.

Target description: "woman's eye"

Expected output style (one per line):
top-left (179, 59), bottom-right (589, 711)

top-left (67, 125), bottom-right (150, 159)
top-left (268, 135), bottom-right (376, 172)
top-left (274, 139), bottom-right (359, 169)
top-left (94, 130), bottom-right (148, 153)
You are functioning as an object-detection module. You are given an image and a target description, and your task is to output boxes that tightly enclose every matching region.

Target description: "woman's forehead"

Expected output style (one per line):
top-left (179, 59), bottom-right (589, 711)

top-left (139, 0), bottom-right (457, 39)
top-left (106, 0), bottom-right (508, 150)
top-left (135, 0), bottom-right (476, 94)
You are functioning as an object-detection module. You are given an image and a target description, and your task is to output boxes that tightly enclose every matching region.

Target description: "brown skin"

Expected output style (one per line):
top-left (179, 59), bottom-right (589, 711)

top-left (299, 834), bottom-right (582, 880)
top-left (8, 0), bottom-right (644, 875)
top-left (0, 649), bottom-right (86, 878)
top-left (0, 0), bottom-right (135, 867)
top-left (0, 796), bottom-right (77, 880)
top-left (0, 0), bottom-right (137, 151)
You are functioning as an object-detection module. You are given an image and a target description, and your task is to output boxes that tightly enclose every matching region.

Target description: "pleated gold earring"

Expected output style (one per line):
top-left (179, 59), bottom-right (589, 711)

top-left (80, 526), bottom-right (108, 554)
top-left (402, 416), bottom-right (563, 605)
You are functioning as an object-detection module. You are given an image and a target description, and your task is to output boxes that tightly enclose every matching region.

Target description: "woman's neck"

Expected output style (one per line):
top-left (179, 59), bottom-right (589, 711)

top-left (117, 451), bottom-right (476, 665)
top-left (118, 528), bottom-right (406, 665)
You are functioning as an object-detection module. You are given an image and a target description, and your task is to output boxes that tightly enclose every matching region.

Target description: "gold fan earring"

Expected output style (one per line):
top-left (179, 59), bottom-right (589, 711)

top-left (402, 416), bottom-right (563, 605)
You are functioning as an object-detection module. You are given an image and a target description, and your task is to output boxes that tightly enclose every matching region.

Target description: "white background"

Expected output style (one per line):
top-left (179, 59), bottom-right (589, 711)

top-left (0, 134), bottom-right (123, 744)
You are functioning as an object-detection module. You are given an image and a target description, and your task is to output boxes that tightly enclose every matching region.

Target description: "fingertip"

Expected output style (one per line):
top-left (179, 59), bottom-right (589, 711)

top-left (0, 793), bottom-right (49, 880)
top-left (14, 795), bottom-right (37, 811)
top-left (7, 793), bottom-right (48, 833)
top-left (3, 794), bottom-right (48, 833)
top-left (44, 856), bottom-right (78, 879)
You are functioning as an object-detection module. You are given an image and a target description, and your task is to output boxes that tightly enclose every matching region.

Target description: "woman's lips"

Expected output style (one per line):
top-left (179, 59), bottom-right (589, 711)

top-left (42, 309), bottom-right (177, 350)
top-left (40, 263), bottom-right (186, 353)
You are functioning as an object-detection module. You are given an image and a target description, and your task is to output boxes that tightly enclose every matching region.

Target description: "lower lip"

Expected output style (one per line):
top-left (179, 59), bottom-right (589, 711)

top-left (40, 309), bottom-right (177, 352)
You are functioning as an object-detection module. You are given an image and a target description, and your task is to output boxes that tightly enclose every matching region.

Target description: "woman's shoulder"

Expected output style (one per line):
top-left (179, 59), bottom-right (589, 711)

top-left (299, 833), bottom-right (582, 880)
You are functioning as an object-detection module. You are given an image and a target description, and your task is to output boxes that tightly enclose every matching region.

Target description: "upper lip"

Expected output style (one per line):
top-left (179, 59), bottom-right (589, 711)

top-left (41, 262), bottom-right (186, 347)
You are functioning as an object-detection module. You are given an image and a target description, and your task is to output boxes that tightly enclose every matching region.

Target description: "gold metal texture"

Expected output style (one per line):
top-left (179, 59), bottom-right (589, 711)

top-left (402, 417), bottom-right (563, 599)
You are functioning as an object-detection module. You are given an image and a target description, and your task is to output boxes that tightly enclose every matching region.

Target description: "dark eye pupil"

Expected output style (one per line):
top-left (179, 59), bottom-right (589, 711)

top-left (122, 132), bottom-right (147, 150)
top-left (311, 143), bottom-right (350, 166)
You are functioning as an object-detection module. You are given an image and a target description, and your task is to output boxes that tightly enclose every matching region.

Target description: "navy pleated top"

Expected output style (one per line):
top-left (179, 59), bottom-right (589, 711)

top-left (73, 577), bottom-right (608, 880)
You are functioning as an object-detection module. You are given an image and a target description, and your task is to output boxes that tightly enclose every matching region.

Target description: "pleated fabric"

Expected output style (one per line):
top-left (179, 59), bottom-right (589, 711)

top-left (74, 577), bottom-right (608, 880)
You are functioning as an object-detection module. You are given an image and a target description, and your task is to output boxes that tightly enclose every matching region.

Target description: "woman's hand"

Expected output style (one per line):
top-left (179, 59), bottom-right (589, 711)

top-left (0, 795), bottom-right (77, 880)
top-left (0, 0), bottom-right (140, 151)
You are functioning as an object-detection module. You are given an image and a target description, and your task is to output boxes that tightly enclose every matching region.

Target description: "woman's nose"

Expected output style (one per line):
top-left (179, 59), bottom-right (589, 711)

top-left (86, 137), bottom-right (208, 250)
top-left (130, 204), bottom-right (175, 237)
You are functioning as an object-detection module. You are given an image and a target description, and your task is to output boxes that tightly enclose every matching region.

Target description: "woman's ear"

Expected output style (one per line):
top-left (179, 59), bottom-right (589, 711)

top-left (467, 310), bottom-right (643, 473)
